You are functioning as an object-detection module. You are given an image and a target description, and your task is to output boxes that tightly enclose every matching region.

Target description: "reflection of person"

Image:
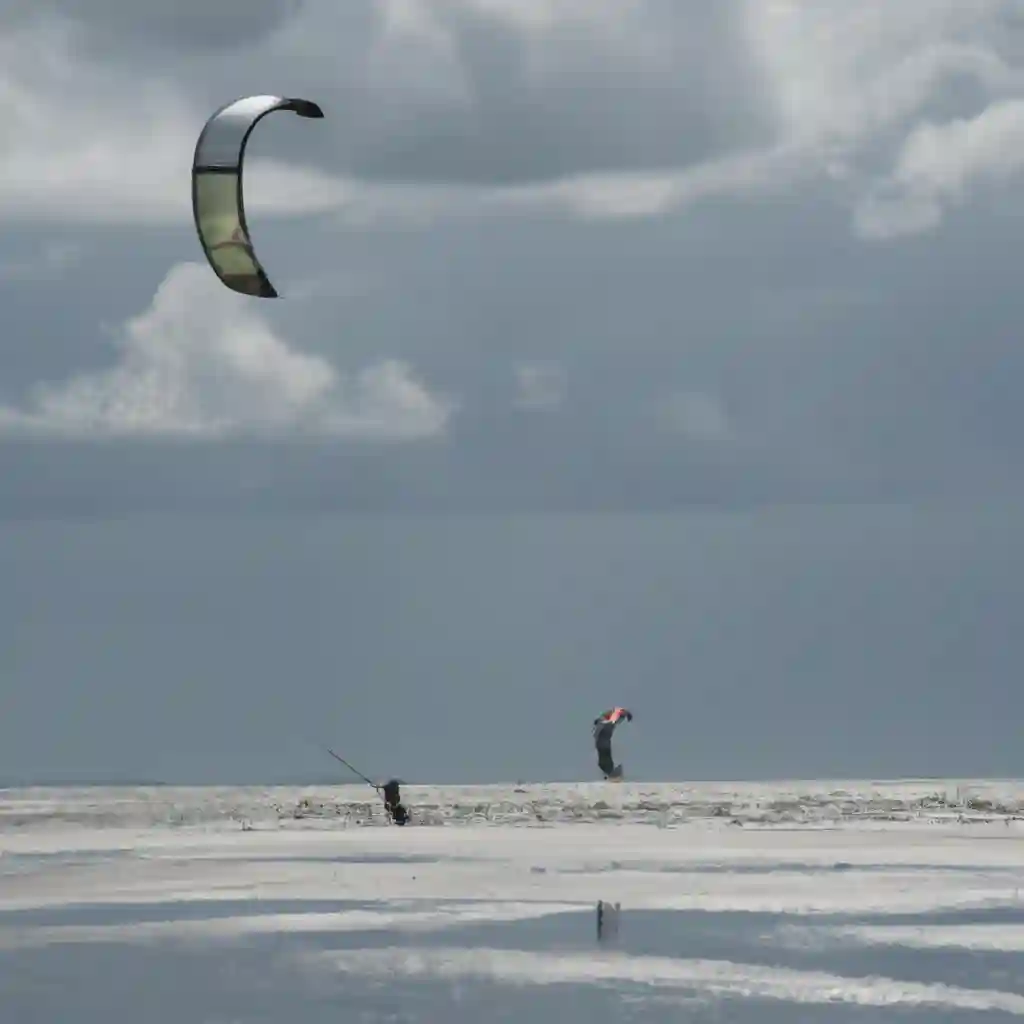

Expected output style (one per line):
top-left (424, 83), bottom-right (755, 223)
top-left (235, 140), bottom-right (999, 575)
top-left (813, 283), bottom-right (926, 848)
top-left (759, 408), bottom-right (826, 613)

top-left (382, 779), bottom-right (409, 826)
top-left (596, 900), bottom-right (620, 941)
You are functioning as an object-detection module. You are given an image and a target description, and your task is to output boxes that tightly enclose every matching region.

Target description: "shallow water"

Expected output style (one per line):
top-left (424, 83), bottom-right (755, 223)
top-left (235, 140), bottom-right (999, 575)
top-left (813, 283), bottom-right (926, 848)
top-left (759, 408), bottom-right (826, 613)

top-left (2, 781), bottom-right (1023, 1021)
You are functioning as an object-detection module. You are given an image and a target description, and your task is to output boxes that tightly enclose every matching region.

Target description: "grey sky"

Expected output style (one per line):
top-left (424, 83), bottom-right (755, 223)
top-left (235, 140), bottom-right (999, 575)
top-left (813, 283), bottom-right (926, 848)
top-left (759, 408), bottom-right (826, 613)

top-left (1, 0), bottom-right (1022, 783)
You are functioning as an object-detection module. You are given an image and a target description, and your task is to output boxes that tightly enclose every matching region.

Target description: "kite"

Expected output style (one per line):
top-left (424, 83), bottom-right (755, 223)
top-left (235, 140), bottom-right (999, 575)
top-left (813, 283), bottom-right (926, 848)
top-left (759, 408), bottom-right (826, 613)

top-left (192, 95), bottom-right (324, 298)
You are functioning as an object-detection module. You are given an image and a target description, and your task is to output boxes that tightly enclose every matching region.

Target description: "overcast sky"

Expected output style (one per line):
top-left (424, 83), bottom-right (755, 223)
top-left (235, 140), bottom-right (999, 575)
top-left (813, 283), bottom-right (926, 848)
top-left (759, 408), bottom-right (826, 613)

top-left (1, 0), bottom-right (1022, 785)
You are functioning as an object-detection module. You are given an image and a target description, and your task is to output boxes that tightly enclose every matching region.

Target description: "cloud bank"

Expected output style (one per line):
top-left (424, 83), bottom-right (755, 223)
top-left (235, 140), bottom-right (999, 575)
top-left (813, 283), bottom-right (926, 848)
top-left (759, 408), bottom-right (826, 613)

top-left (3, 1), bottom-right (1022, 235)
top-left (0, 262), bottom-right (453, 440)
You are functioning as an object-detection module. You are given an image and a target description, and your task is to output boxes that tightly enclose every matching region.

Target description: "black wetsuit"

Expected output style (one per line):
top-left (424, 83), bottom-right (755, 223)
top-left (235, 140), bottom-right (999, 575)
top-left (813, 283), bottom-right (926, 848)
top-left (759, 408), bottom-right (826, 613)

top-left (593, 721), bottom-right (617, 778)
top-left (382, 779), bottom-right (409, 825)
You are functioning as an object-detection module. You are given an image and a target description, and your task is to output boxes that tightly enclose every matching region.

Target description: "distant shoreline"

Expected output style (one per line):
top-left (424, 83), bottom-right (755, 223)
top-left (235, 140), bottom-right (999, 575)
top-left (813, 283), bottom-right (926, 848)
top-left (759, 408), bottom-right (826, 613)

top-left (2, 775), bottom-right (1021, 790)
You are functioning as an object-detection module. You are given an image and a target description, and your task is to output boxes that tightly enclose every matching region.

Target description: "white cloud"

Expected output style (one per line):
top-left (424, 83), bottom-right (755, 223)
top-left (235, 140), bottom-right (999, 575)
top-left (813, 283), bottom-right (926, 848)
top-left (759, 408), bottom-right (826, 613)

top-left (514, 361), bottom-right (564, 410)
top-left (0, 18), bottom-right (351, 225)
top-left (898, 100), bottom-right (1024, 195)
top-left (317, 145), bottom-right (807, 231)
top-left (528, 148), bottom-right (803, 221)
top-left (0, 262), bottom-right (454, 440)
top-left (663, 392), bottom-right (733, 442)
top-left (852, 192), bottom-right (943, 241)
top-left (0, 240), bottom-right (82, 281)
top-left (745, 1), bottom-right (1024, 147)
top-left (744, 0), bottom-right (1024, 239)
top-left (854, 98), bottom-right (1024, 239)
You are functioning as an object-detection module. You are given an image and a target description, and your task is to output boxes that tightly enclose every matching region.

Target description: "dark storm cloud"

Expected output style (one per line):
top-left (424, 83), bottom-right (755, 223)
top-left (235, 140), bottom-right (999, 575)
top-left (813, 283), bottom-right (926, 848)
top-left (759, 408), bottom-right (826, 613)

top-left (10, 0), bottom-right (774, 187)
top-left (334, 1), bottom-right (774, 185)
top-left (0, 0), bottom-right (302, 51)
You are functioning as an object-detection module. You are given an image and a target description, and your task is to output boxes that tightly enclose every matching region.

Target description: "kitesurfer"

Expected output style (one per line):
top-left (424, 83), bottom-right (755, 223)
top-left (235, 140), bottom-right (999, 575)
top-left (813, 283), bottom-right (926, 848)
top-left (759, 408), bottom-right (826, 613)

top-left (593, 708), bottom-right (632, 780)
top-left (382, 779), bottom-right (409, 826)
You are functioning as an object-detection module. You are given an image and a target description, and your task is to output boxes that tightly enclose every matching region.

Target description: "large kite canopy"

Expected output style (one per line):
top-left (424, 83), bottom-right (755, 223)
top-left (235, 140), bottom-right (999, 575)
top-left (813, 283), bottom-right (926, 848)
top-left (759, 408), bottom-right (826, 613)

top-left (191, 95), bottom-right (324, 298)
top-left (592, 707), bottom-right (633, 779)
